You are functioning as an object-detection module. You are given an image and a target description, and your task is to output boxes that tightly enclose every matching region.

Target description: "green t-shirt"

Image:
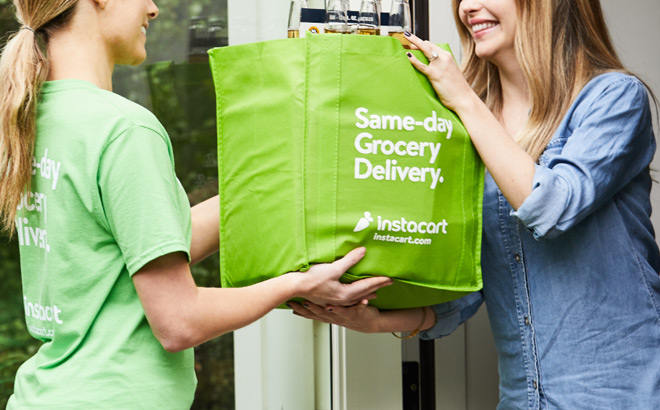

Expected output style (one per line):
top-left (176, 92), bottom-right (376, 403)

top-left (7, 80), bottom-right (196, 409)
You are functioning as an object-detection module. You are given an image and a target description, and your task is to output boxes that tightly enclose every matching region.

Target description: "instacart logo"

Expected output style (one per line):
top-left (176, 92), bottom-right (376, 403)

top-left (354, 211), bottom-right (448, 234)
top-left (353, 212), bottom-right (374, 232)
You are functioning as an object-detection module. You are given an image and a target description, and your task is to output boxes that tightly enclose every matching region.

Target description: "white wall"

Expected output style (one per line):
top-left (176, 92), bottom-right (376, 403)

top-left (600, 0), bottom-right (660, 229)
top-left (227, 0), bottom-right (288, 45)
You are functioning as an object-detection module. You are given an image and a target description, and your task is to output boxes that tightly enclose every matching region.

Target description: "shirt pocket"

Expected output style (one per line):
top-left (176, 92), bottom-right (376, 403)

top-left (538, 137), bottom-right (569, 167)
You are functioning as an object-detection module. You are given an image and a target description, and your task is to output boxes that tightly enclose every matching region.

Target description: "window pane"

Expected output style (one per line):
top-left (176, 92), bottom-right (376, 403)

top-left (113, 2), bottom-right (233, 409)
top-left (0, 1), bottom-right (233, 408)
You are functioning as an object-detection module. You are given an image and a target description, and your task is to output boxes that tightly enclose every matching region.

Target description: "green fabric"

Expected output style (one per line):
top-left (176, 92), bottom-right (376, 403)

top-left (210, 34), bottom-right (484, 309)
top-left (8, 80), bottom-right (196, 409)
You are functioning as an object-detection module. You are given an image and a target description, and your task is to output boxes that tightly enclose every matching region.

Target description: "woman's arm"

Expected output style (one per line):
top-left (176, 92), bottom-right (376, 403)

top-left (189, 195), bottom-right (219, 265)
top-left (289, 291), bottom-right (484, 339)
top-left (445, 95), bottom-right (535, 210)
top-left (404, 34), bottom-right (536, 210)
top-left (289, 299), bottom-right (436, 334)
top-left (132, 248), bottom-right (392, 353)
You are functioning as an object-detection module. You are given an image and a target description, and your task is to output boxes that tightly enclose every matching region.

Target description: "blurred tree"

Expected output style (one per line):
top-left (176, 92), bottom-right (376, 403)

top-left (0, 1), bottom-right (233, 408)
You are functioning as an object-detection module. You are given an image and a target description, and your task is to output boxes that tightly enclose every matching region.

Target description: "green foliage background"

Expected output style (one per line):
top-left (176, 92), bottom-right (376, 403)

top-left (0, 1), bottom-right (233, 408)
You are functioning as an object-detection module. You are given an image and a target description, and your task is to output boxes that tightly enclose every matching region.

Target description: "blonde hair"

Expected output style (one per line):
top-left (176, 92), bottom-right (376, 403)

top-left (0, 0), bottom-right (77, 236)
top-left (452, 0), bottom-right (653, 160)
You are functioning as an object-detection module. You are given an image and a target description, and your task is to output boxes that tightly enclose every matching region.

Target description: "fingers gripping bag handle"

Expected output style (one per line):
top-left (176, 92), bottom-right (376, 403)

top-left (209, 34), bottom-right (484, 309)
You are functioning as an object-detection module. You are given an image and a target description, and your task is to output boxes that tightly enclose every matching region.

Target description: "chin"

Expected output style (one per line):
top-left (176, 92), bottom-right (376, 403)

top-left (119, 52), bottom-right (147, 66)
top-left (132, 55), bottom-right (147, 66)
top-left (473, 45), bottom-right (497, 61)
top-left (474, 51), bottom-right (493, 61)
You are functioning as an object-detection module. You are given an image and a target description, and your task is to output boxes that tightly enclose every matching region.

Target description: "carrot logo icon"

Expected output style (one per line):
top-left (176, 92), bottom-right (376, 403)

top-left (353, 212), bottom-right (374, 232)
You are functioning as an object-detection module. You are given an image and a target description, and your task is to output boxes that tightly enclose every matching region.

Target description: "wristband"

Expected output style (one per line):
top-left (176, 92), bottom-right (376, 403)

top-left (391, 307), bottom-right (427, 339)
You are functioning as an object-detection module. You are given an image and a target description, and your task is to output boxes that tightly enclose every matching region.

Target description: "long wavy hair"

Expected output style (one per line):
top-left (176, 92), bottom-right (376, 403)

top-left (0, 0), bottom-right (77, 236)
top-left (451, 0), bottom-right (656, 160)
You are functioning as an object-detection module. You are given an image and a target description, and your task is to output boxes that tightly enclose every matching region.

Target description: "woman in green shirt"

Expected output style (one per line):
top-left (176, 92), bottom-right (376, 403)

top-left (0, 1), bottom-right (391, 408)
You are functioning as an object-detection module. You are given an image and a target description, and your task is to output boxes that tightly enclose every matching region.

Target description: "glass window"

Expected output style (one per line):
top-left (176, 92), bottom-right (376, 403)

top-left (0, 1), bottom-right (233, 408)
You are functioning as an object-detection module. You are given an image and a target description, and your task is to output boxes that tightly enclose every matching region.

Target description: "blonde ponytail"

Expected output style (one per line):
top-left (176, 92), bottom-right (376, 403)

top-left (0, 0), bottom-right (77, 236)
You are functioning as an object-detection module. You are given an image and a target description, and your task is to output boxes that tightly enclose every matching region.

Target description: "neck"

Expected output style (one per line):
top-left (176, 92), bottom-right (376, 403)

top-left (496, 57), bottom-right (530, 109)
top-left (494, 56), bottom-right (531, 136)
top-left (46, 17), bottom-right (115, 91)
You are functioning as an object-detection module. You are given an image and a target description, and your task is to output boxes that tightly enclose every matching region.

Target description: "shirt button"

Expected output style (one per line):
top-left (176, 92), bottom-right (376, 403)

top-left (533, 380), bottom-right (538, 390)
top-left (514, 253), bottom-right (521, 262)
top-left (524, 316), bottom-right (530, 326)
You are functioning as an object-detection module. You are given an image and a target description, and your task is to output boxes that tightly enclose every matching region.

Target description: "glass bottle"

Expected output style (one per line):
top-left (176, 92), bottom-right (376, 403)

top-left (324, 0), bottom-right (350, 34)
top-left (389, 0), bottom-right (412, 48)
top-left (288, 0), bottom-right (309, 38)
top-left (208, 17), bottom-right (227, 47)
top-left (376, 0), bottom-right (383, 24)
top-left (357, 0), bottom-right (381, 35)
top-left (187, 16), bottom-right (209, 62)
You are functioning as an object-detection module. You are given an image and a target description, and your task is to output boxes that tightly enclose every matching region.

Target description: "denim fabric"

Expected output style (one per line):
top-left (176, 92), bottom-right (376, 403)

top-left (420, 72), bottom-right (660, 409)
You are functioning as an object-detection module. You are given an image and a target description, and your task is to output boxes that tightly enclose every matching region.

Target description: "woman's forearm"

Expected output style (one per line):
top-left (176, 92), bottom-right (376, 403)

top-left (403, 35), bottom-right (536, 210)
top-left (135, 248), bottom-right (389, 352)
top-left (169, 274), bottom-right (306, 352)
top-left (134, 252), bottom-right (308, 352)
top-left (456, 95), bottom-right (535, 210)
top-left (375, 306), bottom-right (436, 333)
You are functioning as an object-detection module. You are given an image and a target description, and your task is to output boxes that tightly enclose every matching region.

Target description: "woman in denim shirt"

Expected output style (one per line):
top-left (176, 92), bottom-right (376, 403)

top-left (292, 0), bottom-right (660, 408)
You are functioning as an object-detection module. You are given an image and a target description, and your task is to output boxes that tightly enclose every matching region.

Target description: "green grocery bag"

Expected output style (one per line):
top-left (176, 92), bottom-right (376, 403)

top-left (209, 34), bottom-right (484, 309)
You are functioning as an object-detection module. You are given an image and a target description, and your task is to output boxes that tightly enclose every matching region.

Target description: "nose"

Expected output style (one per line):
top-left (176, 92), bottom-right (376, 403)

top-left (148, 1), bottom-right (159, 20)
top-left (459, 0), bottom-right (483, 15)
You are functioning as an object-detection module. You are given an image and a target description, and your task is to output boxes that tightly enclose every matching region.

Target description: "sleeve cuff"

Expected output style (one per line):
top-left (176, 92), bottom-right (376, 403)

top-left (511, 164), bottom-right (569, 240)
top-left (419, 291), bottom-right (484, 339)
top-left (126, 240), bottom-right (191, 276)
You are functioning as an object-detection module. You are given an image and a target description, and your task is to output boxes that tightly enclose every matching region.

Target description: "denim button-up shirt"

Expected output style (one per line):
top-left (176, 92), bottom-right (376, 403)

top-left (421, 72), bottom-right (660, 409)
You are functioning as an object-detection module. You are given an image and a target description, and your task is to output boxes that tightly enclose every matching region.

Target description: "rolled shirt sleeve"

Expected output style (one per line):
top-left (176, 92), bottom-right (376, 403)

top-left (419, 291), bottom-right (484, 340)
top-left (512, 74), bottom-right (656, 239)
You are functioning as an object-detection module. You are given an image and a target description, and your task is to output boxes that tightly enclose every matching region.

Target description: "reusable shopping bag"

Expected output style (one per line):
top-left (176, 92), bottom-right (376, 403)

top-left (209, 34), bottom-right (484, 309)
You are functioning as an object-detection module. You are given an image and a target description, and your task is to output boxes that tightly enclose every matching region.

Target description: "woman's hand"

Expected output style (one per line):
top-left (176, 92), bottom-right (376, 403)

top-left (134, 248), bottom-right (390, 352)
top-left (404, 32), bottom-right (477, 114)
top-left (293, 247), bottom-right (393, 307)
top-left (404, 32), bottom-right (536, 209)
top-left (289, 299), bottom-right (383, 333)
top-left (291, 300), bottom-right (437, 336)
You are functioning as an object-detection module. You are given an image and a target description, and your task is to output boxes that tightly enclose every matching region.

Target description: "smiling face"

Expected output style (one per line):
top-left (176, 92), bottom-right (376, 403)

top-left (98, 0), bottom-right (159, 66)
top-left (458, 0), bottom-right (517, 64)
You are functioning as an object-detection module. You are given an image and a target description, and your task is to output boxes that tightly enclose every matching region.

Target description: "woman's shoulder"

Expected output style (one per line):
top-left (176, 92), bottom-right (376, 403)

top-left (94, 88), bottom-right (167, 137)
top-left (41, 79), bottom-right (168, 141)
top-left (579, 71), bottom-right (648, 102)
top-left (568, 71), bottom-right (650, 119)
